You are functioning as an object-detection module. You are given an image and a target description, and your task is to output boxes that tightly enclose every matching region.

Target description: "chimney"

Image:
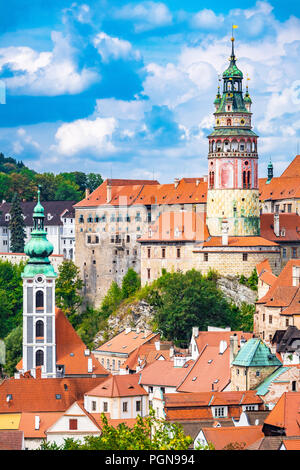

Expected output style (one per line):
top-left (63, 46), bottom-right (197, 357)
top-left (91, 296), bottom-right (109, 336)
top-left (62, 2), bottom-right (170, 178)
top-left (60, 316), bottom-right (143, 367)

top-left (203, 175), bottom-right (208, 183)
top-left (174, 178), bottom-right (180, 189)
top-left (221, 219), bottom-right (229, 246)
top-left (196, 179), bottom-right (200, 187)
top-left (192, 326), bottom-right (199, 338)
top-left (35, 416), bottom-right (40, 430)
top-left (125, 327), bottom-right (131, 334)
top-left (85, 188), bottom-right (90, 198)
top-left (169, 347), bottom-right (174, 358)
top-left (155, 341), bottom-right (160, 351)
top-left (106, 180), bottom-right (112, 203)
top-left (274, 213), bottom-right (280, 237)
top-left (87, 357), bottom-right (93, 373)
top-left (230, 334), bottom-right (239, 364)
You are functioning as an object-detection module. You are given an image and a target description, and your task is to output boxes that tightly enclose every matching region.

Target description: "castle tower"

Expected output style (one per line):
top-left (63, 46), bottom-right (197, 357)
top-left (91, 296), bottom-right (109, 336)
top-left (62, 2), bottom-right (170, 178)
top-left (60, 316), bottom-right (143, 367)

top-left (206, 36), bottom-right (260, 237)
top-left (21, 187), bottom-right (57, 378)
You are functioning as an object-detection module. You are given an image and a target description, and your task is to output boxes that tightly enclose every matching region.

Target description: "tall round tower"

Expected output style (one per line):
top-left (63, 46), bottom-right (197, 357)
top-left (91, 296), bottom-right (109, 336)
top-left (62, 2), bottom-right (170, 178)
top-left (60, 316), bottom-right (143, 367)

top-left (206, 37), bottom-right (260, 237)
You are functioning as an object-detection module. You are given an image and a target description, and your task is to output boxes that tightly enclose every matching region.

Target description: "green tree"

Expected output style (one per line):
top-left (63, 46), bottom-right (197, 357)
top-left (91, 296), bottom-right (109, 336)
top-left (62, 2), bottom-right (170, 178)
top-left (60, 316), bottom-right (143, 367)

top-left (121, 268), bottom-right (141, 299)
top-left (55, 260), bottom-right (84, 326)
top-left (152, 270), bottom-right (234, 345)
top-left (54, 180), bottom-right (81, 202)
top-left (39, 411), bottom-right (193, 450)
top-left (0, 260), bottom-right (23, 338)
top-left (9, 192), bottom-right (26, 253)
top-left (3, 325), bottom-right (23, 376)
top-left (86, 173), bottom-right (103, 193)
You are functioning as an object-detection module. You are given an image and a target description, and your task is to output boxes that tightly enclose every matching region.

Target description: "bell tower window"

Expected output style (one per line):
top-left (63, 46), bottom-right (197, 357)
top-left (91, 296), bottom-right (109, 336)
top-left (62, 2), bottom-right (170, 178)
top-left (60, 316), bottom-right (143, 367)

top-left (36, 290), bottom-right (44, 309)
top-left (36, 320), bottom-right (44, 338)
top-left (36, 349), bottom-right (44, 367)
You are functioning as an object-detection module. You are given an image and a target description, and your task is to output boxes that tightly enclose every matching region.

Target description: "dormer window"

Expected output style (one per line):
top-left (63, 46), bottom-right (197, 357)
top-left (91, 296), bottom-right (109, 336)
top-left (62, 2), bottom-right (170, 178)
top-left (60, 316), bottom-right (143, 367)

top-left (5, 214), bottom-right (10, 221)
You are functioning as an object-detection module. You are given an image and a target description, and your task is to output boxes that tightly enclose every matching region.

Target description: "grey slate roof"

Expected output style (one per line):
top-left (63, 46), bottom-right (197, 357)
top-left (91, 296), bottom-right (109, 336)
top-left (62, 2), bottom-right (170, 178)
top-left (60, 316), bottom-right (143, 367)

top-left (0, 200), bottom-right (75, 227)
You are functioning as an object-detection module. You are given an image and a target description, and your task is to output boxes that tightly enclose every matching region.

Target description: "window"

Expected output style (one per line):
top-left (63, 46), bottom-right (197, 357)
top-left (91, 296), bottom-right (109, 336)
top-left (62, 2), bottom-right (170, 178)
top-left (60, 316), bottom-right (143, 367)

top-left (177, 248), bottom-right (181, 259)
top-left (147, 248), bottom-right (151, 258)
top-left (269, 315), bottom-right (272, 324)
top-left (213, 407), bottom-right (226, 418)
top-left (292, 381), bottom-right (297, 392)
top-left (243, 253), bottom-right (248, 261)
top-left (136, 401), bottom-right (141, 412)
top-left (292, 248), bottom-right (297, 259)
top-left (92, 401), bottom-right (97, 411)
top-left (149, 386), bottom-right (153, 393)
top-left (283, 248), bottom-right (287, 258)
top-left (103, 402), bottom-right (108, 412)
top-left (286, 318), bottom-right (289, 327)
top-left (147, 268), bottom-right (151, 280)
top-left (160, 387), bottom-right (165, 394)
top-left (35, 320), bottom-right (44, 338)
top-left (36, 290), bottom-right (44, 309)
top-left (256, 370), bottom-right (260, 377)
top-left (204, 253), bottom-right (208, 262)
top-left (69, 419), bottom-right (78, 430)
top-left (87, 235), bottom-right (91, 244)
top-left (123, 402), bottom-right (128, 413)
top-left (126, 235), bottom-right (130, 243)
top-left (35, 349), bottom-right (44, 367)
top-left (288, 204), bottom-right (292, 213)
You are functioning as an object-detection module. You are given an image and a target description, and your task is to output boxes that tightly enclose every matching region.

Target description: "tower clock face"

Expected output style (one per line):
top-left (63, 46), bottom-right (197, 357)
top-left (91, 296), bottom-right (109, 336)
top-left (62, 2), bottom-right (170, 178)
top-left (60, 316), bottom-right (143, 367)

top-left (36, 275), bottom-right (44, 283)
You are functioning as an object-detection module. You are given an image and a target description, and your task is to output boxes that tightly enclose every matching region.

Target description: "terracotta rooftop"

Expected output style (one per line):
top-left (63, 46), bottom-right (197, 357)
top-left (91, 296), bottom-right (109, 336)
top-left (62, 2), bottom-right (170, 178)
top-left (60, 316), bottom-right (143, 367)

top-left (257, 259), bottom-right (300, 305)
top-left (263, 392), bottom-right (300, 436)
top-left (280, 155), bottom-right (300, 178)
top-left (261, 213), bottom-right (300, 242)
top-left (0, 374), bottom-right (107, 413)
top-left (201, 425), bottom-right (264, 450)
top-left (196, 236), bottom-right (279, 248)
top-left (19, 412), bottom-right (63, 439)
top-left (95, 329), bottom-right (159, 355)
top-left (121, 342), bottom-right (173, 371)
top-left (139, 360), bottom-right (194, 388)
top-left (0, 430), bottom-right (24, 450)
top-left (86, 373), bottom-right (147, 398)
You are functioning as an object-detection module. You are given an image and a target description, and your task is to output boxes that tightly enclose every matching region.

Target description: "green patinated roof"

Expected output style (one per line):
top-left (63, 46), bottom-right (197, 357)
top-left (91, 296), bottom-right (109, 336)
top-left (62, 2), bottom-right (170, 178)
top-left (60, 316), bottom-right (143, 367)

top-left (223, 63), bottom-right (243, 79)
top-left (215, 92), bottom-right (248, 114)
top-left (232, 338), bottom-right (282, 367)
top-left (22, 188), bottom-right (57, 278)
top-left (255, 367), bottom-right (289, 396)
top-left (208, 128), bottom-right (258, 138)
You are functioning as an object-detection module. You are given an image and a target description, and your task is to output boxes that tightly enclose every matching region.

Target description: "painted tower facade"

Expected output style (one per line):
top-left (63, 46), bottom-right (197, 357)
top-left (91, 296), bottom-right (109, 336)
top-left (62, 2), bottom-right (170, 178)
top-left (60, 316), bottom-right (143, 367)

top-left (206, 37), bottom-right (260, 237)
top-left (21, 188), bottom-right (57, 378)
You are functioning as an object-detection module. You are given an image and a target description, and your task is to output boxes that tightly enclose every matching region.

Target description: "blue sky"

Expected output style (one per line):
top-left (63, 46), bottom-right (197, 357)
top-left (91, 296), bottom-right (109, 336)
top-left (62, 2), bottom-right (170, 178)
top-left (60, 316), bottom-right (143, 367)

top-left (0, 0), bottom-right (300, 182)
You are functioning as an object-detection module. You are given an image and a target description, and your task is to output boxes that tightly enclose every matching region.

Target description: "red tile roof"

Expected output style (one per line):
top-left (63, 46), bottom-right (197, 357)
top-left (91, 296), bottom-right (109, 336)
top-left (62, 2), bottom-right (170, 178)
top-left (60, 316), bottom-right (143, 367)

top-left (280, 155), bottom-right (300, 178)
top-left (121, 342), bottom-right (172, 371)
top-left (282, 439), bottom-right (300, 450)
top-left (261, 213), bottom-right (300, 242)
top-left (19, 412), bottom-right (63, 438)
top-left (177, 331), bottom-right (252, 393)
top-left (257, 259), bottom-right (300, 306)
top-left (139, 360), bottom-right (194, 388)
top-left (201, 425), bottom-right (264, 450)
top-left (86, 374), bottom-right (148, 398)
top-left (95, 329), bottom-right (159, 355)
top-left (0, 430), bottom-right (24, 450)
top-left (263, 392), bottom-right (300, 436)
top-left (198, 236), bottom-right (279, 248)
top-left (0, 375), bottom-right (107, 413)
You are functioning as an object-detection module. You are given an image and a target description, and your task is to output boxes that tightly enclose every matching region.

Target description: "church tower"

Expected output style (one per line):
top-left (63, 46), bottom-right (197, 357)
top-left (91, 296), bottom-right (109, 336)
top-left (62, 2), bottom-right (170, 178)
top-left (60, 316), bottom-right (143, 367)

top-left (21, 187), bottom-right (57, 378)
top-left (206, 36), bottom-right (260, 237)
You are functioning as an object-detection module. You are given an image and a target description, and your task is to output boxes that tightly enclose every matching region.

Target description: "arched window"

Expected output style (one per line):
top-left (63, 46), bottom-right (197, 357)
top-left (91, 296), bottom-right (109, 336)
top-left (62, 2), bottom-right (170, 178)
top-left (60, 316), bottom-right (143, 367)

top-left (36, 349), bottom-right (44, 367)
top-left (227, 119), bottom-right (232, 126)
top-left (36, 320), bottom-right (44, 338)
top-left (36, 290), bottom-right (44, 309)
top-left (209, 171), bottom-right (215, 189)
top-left (243, 170), bottom-right (251, 189)
top-left (69, 249), bottom-right (73, 259)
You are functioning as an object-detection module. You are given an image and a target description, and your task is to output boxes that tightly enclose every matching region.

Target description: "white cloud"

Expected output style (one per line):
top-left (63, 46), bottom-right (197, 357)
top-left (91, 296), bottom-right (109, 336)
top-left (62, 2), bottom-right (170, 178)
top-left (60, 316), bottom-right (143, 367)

top-left (191, 9), bottom-right (224, 29)
top-left (54, 117), bottom-right (117, 156)
top-left (0, 31), bottom-right (99, 96)
top-left (93, 32), bottom-right (140, 62)
top-left (114, 1), bottom-right (172, 32)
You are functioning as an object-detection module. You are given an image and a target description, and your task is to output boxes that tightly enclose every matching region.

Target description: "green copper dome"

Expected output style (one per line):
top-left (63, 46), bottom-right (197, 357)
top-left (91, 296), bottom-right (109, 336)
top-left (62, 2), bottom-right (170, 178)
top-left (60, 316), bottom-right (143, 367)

top-left (22, 187), bottom-right (57, 278)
